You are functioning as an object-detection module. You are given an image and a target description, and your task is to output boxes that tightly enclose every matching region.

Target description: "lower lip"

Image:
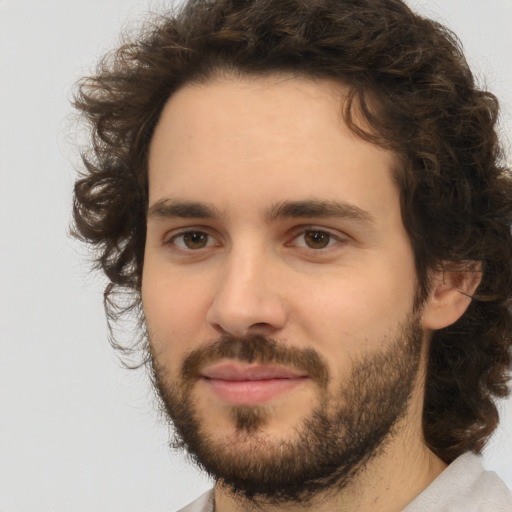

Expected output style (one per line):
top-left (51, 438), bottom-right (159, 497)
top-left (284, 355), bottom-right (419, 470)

top-left (203, 377), bottom-right (308, 406)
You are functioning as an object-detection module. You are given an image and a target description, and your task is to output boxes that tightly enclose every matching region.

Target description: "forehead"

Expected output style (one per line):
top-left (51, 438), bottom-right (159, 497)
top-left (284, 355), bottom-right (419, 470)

top-left (147, 74), bottom-right (399, 218)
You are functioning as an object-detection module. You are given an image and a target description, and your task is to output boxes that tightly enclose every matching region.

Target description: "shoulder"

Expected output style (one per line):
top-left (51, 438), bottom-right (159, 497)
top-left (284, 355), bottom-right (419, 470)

top-left (404, 453), bottom-right (512, 512)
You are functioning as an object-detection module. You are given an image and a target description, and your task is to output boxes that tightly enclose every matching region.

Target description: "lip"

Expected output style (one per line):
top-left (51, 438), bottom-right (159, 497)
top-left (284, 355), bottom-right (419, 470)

top-left (201, 362), bottom-right (307, 380)
top-left (200, 362), bottom-right (309, 406)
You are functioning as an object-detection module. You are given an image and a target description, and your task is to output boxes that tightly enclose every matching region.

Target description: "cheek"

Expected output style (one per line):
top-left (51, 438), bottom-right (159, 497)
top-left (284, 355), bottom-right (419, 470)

top-left (291, 261), bottom-right (417, 354)
top-left (141, 266), bottom-right (212, 364)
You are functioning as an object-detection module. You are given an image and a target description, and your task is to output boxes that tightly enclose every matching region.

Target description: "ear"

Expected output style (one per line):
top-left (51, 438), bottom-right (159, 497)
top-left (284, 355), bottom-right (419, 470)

top-left (421, 261), bottom-right (482, 331)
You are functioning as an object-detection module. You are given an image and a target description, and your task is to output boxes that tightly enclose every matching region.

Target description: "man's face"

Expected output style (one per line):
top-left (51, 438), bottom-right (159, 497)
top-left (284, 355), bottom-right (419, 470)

top-left (142, 75), bottom-right (427, 500)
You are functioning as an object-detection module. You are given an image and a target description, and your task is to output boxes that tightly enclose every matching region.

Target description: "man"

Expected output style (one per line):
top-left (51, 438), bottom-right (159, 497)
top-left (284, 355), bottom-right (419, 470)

top-left (73, 0), bottom-right (512, 510)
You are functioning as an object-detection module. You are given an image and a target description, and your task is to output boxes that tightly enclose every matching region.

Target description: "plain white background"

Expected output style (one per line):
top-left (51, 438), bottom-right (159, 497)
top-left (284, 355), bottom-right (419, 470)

top-left (0, 1), bottom-right (511, 510)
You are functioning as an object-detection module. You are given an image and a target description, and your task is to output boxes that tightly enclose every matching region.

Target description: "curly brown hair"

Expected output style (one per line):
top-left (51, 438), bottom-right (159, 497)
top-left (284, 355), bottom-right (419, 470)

top-left (73, 0), bottom-right (512, 463)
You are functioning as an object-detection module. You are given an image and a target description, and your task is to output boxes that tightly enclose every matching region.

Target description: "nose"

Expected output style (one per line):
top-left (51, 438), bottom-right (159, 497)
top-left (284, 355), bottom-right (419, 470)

top-left (206, 247), bottom-right (288, 338)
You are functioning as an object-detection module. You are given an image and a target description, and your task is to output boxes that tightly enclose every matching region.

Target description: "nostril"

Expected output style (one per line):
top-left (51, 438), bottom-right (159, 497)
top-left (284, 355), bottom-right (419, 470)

top-left (251, 322), bottom-right (271, 329)
top-left (246, 322), bottom-right (280, 337)
top-left (206, 285), bottom-right (288, 337)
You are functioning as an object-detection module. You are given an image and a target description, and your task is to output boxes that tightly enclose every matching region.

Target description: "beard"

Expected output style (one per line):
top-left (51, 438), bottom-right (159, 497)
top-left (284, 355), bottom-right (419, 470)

top-left (148, 314), bottom-right (423, 505)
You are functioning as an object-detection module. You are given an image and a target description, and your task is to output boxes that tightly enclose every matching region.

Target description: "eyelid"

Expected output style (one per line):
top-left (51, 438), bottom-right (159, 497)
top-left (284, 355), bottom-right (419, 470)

top-left (286, 225), bottom-right (347, 249)
top-left (162, 226), bottom-right (221, 249)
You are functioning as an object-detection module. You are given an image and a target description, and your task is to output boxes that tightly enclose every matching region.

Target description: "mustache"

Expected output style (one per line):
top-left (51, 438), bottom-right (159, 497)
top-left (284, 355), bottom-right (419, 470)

top-left (181, 334), bottom-right (329, 388)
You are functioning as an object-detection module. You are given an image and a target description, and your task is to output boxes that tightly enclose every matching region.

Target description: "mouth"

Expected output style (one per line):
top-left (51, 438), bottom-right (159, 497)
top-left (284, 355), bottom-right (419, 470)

top-left (199, 362), bottom-right (310, 406)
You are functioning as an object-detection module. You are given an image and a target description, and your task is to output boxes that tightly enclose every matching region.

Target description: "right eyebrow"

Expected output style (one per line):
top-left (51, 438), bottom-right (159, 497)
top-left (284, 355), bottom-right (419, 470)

top-left (147, 199), bottom-right (220, 220)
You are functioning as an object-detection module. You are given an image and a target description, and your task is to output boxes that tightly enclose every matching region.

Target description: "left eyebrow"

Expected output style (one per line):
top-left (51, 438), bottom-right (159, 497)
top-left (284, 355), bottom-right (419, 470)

top-left (265, 200), bottom-right (375, 224)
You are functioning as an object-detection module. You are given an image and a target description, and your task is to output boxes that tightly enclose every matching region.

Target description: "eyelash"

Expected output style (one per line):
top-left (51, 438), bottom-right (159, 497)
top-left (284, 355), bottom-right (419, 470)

top-left (164, 226), bottom-right (344, 253)
top-left (287, 228), bottom-right (342, 250)
top-left (164, 229), bottom-right (219, 251)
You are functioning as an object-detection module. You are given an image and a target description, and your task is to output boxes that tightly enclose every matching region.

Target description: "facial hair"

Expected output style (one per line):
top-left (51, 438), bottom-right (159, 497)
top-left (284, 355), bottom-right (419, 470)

top-left (148, 315), bottom-right (423, 504)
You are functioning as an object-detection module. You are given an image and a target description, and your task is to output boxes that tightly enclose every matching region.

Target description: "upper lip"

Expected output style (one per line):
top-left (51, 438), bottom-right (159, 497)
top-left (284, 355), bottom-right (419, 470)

top-left (200, 362), bottom-right (308, 381)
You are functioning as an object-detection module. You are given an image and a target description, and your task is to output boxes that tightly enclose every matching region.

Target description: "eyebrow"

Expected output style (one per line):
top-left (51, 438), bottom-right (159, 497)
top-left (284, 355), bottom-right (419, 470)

top-left (147, 199), bottom-right (220, 219)
top-left (266, 200), bottom-right (375, 224)
top-left (147, 198), bottom-right (375, 224)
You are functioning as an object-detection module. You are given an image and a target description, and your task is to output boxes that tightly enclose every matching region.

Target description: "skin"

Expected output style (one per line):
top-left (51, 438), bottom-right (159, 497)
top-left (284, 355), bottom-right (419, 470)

top-left (142, 74), bottom-right (478, 511)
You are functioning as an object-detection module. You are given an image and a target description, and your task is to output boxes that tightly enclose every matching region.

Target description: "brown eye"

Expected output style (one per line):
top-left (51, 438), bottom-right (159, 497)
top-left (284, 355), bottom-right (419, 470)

top-left (170, 231), bottom-right (213, 250)
top-left (304, 230), bottom-right (332, 249)
top-left (182, 232), bottom-right (209, 249)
